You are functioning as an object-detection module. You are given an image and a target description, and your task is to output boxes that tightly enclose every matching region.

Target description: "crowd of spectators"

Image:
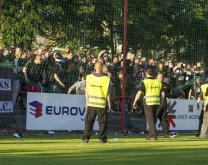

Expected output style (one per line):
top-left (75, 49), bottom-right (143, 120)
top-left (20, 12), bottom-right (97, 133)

top-left (0, 47), bottom-right (208, 113)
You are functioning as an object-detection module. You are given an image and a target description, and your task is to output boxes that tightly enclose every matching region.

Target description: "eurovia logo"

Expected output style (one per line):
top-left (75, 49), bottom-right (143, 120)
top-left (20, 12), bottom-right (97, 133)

top-left (29, 101), bottom-right (43, 118)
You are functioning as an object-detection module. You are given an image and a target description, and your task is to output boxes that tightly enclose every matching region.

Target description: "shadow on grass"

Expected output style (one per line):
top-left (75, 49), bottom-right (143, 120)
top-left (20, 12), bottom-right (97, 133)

top-left (0, 133), bottom-right (208, 165)
top-left (0, 146), bottom-right (208, 165)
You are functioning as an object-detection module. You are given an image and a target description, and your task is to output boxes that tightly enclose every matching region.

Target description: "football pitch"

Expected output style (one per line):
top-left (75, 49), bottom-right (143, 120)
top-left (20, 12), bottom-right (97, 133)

top-left (0, 134), bottom-right (208, 165)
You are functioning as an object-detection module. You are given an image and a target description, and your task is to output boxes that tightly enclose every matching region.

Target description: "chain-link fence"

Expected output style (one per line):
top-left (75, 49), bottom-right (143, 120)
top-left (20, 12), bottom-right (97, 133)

top-left (0, 0), bottom-right (208, 133)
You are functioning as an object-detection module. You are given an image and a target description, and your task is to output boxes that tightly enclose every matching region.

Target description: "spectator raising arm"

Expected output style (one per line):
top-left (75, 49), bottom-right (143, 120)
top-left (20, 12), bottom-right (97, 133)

top-left (23, 67), bottom-right (29, 82)
top-left (68, 82), bottom-right (77, 94)
top-left (54, 73), bottom-right (65, 88)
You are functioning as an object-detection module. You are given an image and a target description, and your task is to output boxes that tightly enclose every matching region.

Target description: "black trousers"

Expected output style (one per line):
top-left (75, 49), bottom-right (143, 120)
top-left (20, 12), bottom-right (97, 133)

top-left (197, 108), bottom-right (204, 134)
top-left (144, 104), bottom-right (159, 138)
top-left (82, 106), bottom-right (108, 142)
top-left (156, 106), bottom-right (169, 134)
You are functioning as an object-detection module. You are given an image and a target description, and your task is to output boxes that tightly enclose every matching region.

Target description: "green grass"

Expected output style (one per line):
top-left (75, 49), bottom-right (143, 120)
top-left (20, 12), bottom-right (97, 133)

top-left (0, 134), bottom-right (208, 165)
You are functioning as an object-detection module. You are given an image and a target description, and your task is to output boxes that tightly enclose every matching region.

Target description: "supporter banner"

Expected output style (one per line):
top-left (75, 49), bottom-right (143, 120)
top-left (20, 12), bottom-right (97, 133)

top-left (26, 92), bottom-right (99, 130)
top-left (147, 99), bottom-right (202, 131)
top-left (0, 101), bottom-right (13, 113)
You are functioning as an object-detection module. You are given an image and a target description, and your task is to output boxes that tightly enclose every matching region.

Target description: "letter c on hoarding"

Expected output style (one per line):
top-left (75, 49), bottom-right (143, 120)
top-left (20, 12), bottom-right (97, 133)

top-left (3, 103), bottom-right (8, 110)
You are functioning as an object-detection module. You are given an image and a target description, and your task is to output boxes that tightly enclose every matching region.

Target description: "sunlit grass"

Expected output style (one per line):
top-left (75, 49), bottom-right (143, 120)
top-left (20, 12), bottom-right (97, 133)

top-left (0, 134), bottom-right (208, 165)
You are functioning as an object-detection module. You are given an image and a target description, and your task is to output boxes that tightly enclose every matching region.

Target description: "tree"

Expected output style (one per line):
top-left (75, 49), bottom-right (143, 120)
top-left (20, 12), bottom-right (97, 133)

top-left (0, 0), bottom-right (208, 63)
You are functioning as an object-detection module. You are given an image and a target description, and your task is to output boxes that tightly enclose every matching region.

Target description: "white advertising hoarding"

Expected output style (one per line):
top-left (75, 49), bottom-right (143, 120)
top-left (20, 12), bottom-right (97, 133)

top-left (0, 79), bottom-right (11, 90)
top-left (26, 92), bottom-right (99, 130)
top-left (154, 99), bottom-right (202, 130)
top-left (0, 101), bottom-right (13, 113)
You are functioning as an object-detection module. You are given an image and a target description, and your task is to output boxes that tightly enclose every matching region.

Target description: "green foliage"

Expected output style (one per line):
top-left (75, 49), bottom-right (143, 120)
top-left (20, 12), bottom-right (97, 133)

top-left (1, 0), bottom-right (40, 49)
top-left (0, 0), bottom-right (208, 61)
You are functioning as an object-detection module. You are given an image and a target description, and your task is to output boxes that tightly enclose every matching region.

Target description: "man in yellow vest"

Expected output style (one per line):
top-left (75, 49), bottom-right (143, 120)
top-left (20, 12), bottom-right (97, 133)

top-left (196, 83), bottom-right (208, 137)
top-left (133, 68), bottom-right (165, 140)
top-left (82, 61), bottom-right (111, 143)
top-left (199, 85), bottom-right (208, 137)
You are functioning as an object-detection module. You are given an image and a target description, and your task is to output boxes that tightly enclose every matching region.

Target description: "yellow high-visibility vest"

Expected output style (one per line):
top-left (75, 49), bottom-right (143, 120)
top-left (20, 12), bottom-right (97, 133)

top-left (143, 79), bottom-right (162, 105)
top-left (201, 84), bottom-right (208, 105)
top-left (86, 74), bottom-right (110, 108)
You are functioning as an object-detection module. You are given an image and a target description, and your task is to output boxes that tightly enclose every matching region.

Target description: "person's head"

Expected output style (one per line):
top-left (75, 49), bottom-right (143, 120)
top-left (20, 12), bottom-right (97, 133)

top-left (86, 50), bottom-right (92, 57)
top-left (163, 78), bottom-right (169, 84)
top-left (98, 57), bottom-right (104, 63)
top-left (81, 73), bottom-right (86, 80)
top-left (105, 57), bottom-right (111, 64)
top-left (145, 68), bottom-right (153, 77)
top-left (113, 56), bottom-right (119, 64)
top-left (44, 50), bottom-right (53, 59)
top-left (21, 51), bottom-right (28, 59)
top-left (149, 58), bottom-right (154, 65)
top-left (91, 57), bottom-right (97, 64)
top-left (103, 65), bottom-right (109, 74)
top-left (141, 57), bottom-right (147, 65)
top-left (15, 47), bottom-right (21, 57)
top-left (53, 52), bottom-right (63, 61)
top-left (134, 57), bottom-right (140, 64)
top-left (168, 62), bottom-right (173, 68)
top-left (186, 64), bottom-right (191, 69)
top-left (37, 48), bottom-right (43, 55)
top-left (66, 51), bottom-right (73, 60)
top-left (94, 61), bottom-right (103, 73)
top-left (157, 73), bottom-right (163, 82)
top-left (196, 77), bottom-right (201, 85)
top-left (103, 54), bottom-right (109, 61)
top-left (158, 62), bottom-right (164, 70)
top-left (164, 60), bottom-right (169, 66)
top-left (34, 54), bottom-right (42, 64)
top-left (3, 48), bottom-right (9, 56)
top-left (133, 65), bottom-right (140, 73)
top-left (196, 62), bottom-right (201, 68)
